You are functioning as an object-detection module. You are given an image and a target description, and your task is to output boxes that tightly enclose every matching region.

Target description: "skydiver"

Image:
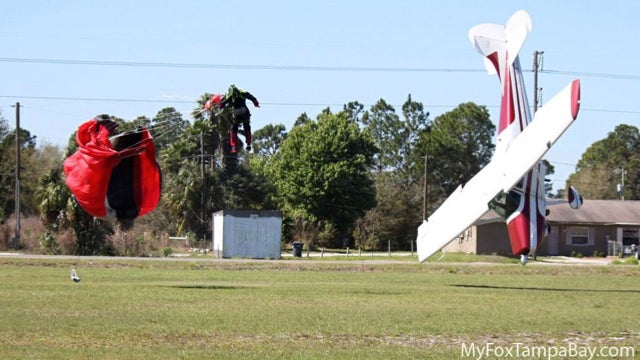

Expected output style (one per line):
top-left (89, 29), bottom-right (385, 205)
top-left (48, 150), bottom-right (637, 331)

top-left (218, 85), bottom-right (260, 153)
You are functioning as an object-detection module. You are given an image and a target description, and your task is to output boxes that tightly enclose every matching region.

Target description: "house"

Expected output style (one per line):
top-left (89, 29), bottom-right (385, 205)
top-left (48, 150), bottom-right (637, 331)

top-left (442, 200), bottom-right (640, 257)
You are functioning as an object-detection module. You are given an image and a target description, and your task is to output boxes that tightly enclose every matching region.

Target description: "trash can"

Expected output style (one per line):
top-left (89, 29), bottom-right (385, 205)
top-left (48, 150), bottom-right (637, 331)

top-left (292, 242), bottom-right (303, 257)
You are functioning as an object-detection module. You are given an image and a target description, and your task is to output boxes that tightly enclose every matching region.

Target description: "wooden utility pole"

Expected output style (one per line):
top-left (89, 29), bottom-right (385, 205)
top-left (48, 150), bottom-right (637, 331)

top-left (13, 102), bottom-right (21, 249)
top-left (621, 168), bottom-right (627, 201)
top-left (422, 154), bottom-right (428, 221)
top-left (533, 50), bottom-right (544, 112)
top-left (200, 132), bottom-right (206, 241)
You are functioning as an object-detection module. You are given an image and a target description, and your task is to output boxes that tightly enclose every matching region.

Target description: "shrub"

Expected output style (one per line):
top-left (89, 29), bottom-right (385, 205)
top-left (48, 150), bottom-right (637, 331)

top-left (162, 247), bottom-right (173, 257)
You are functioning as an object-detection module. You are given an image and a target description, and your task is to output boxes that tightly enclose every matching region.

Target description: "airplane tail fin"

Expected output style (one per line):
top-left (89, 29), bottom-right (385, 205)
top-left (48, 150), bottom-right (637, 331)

top-left (468, 10), bottom-right (532, 78)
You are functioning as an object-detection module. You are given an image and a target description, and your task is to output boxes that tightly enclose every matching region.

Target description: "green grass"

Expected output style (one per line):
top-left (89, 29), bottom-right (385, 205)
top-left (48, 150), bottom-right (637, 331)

top-left (0, 257), bottom-right (639, 359)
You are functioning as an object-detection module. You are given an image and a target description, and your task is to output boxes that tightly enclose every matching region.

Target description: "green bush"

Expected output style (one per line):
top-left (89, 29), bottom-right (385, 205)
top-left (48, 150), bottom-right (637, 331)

top-left (162, 246), bottom-right (173, 257)
top-left (38, 232), bottom-right (60, 255)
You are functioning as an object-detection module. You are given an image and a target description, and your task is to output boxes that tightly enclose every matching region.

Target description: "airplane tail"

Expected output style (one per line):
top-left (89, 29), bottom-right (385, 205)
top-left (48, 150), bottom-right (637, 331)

top-left (469, 10), bottom-right (533, 151)
top-left (468, 10), bottom-right (532, 79)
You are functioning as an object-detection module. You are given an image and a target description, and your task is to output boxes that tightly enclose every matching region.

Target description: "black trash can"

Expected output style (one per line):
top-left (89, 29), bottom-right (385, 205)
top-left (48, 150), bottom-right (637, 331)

top-left (292, 242), bottom-right (303, 257)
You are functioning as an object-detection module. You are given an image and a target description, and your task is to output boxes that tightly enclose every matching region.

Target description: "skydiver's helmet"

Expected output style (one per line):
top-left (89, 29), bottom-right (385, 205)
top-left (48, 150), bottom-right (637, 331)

top-left (228, 84), bottom-right (241, 99)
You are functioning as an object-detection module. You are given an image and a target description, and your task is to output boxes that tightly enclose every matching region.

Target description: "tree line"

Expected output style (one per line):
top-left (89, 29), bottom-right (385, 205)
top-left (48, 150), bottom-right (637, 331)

top-left (0, 96), bottom-right (632, 255)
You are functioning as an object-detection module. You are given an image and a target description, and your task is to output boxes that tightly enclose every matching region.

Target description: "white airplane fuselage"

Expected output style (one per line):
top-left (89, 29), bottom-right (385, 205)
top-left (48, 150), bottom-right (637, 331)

top-left (494, 53), bottom-right (546, 261)
top-left (416, 10), bottom-right (581, 264)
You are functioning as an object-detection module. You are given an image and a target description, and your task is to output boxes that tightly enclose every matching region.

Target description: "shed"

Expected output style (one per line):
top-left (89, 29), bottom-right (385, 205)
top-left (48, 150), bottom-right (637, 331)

top-left (212, 210), bottom-right (282, 259)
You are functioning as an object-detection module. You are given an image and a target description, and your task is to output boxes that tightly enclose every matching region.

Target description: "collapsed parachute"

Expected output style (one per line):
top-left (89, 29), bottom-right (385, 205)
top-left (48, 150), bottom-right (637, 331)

top-left (63, 116), bottom-right (162, 222)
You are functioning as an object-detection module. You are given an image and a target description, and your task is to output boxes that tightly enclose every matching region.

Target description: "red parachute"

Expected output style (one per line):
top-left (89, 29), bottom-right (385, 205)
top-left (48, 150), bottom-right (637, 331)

top-left (63, 116), bottom-right (161, 221)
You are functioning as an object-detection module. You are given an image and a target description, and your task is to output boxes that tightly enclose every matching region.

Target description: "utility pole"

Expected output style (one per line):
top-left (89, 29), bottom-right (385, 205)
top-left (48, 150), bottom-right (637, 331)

top-left (200, 132), bottom-right (206, 242)
top-left (422, 154), bottom-right (428, 221)
top-left (621, 168), bottom-right (627, 201)
top-left (13, 102), bottom-right (21, 249)
top-left (533, 50), bottom-right (544, 112)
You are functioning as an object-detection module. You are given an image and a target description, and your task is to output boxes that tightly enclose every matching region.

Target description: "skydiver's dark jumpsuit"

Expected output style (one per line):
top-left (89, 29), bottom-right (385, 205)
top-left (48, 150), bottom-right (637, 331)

top-left (219, 85), bottom-right (259, 152)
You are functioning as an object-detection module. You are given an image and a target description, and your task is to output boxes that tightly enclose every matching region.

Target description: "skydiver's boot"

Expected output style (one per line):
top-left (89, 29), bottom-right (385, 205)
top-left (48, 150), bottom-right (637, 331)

top-left (229, 127), bottom-right (239, 154)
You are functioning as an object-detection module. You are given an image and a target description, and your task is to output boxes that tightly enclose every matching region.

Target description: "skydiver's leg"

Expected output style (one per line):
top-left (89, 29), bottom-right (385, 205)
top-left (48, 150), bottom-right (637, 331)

top-left (243, 116), bottom-right (251, 151)
top-left (230, 123), bottom-right (239, 153)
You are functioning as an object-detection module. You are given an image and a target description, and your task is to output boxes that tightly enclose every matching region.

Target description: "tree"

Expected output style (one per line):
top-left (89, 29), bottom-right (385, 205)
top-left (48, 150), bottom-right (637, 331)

top-left (0, 126), bottom-right (38, 223)
top-left (269, 110), bottom-right (377, 247)
top-left (414, 102), bottom-right (495, 215)
top-left (251, 124), bottom-right (287, 157)
top-left (152, 107), bottom-right (188, 151)
top-left (567, 124), bottom-right (640, 199)
top-left (157, 115), bottom-right (222, 241)
top-left (37, 168), bottom-right (70, 232)
top-left (541, 159), bottom-right (555, 197)
top-left (192, 93), bottom-right (241, 171)
top-left (359, 95), bottom-right (428, 181)
top-left (158, 99), bottom-right (277, 242)
top-left (353, 172), bottom-right (422, 250)
top-left (293, 113), bottom-right (312, 127)
top-left (360, 98), bottom-right (401, 172)
top-left (351, 96), bottom-right (429, 251)
top-left (342, 101), bottom-right (365, 123)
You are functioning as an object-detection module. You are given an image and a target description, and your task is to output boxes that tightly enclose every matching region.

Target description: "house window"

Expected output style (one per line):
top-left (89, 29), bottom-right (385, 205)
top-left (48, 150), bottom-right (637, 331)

top-left (622, 229), bottom-right (639, 246)
top-left (567, 227), bottom-right (592, 246)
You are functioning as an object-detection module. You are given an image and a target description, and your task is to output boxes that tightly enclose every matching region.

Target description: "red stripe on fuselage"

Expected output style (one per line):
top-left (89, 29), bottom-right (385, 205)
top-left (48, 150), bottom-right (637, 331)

top-left (499, 64), bottom-right (514, 133)
top-left (506, 167), bottom-right (546, 256)
top-left (487, 52), bottom-right (501, 79)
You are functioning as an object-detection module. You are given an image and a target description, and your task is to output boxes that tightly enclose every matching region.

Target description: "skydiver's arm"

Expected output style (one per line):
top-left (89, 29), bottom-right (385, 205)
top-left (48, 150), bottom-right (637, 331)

top-left (218, 96), bottom-right (230, 109)
top-left (243, 91), bottom-right (259, 107)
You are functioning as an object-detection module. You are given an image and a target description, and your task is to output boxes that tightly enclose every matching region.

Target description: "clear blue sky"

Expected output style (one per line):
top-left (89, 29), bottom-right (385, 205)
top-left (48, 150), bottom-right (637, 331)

top-left (2, 0), bottom-right (639, 193)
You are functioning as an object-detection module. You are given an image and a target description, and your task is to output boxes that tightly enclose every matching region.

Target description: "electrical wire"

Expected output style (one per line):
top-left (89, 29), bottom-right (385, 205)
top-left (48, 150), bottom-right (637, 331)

top-left (2, 57), bottom-right (640, 80)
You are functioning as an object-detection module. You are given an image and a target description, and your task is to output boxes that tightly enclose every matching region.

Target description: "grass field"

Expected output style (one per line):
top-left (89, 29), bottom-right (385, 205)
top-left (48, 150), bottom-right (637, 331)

top-left (1, 255), bottom-right (639, 359)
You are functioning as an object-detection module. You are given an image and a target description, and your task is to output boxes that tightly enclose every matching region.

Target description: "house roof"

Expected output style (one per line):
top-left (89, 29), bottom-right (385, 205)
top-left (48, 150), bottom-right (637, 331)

top-left (473, 199), bottom-right (640, 226)
top-left (547, 199), bottom-right (640, 226)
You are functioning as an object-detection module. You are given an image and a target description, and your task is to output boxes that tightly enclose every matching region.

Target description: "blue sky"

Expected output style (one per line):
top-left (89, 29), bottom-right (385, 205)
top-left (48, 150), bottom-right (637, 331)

top-left (2, 1), bottom-right (639, 193)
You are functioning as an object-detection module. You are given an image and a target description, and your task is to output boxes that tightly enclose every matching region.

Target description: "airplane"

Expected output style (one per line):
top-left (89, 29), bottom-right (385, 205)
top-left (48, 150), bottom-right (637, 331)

top-left (417, 10), bottom-right (582, 265)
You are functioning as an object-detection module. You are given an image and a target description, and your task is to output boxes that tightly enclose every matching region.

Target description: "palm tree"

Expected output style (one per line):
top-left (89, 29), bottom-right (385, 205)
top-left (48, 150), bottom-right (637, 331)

top-left (192, 93), bottom-right (238, 171)
top-left (36, 168), bottom-right (70, 232)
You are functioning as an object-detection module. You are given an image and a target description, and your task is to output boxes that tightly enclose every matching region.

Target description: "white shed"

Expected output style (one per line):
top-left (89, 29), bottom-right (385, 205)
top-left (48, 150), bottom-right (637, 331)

top-left (212, 210), bottom-right (282, 259)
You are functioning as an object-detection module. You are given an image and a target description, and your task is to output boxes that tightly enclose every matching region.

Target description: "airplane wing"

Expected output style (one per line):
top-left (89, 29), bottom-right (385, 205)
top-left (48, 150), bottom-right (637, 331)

top-left (417, 160), bottom-right (501, 262)
top-left (417, 79), bottom-right (580, 262)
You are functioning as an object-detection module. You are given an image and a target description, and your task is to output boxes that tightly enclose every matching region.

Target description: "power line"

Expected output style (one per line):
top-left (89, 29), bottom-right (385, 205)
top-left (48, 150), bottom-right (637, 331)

top-left (3, 95), bottom-right (639, 115)
top-left (1, 57), bottom-right (639, 80)
top-left (0, 57), bottom-right (484, 73)
top-left (541, 69), bottom-right (640, 80)
top-left (0, 95), bottom-right (192, 104)
top-left (0, 95), bottom-right (349, 108)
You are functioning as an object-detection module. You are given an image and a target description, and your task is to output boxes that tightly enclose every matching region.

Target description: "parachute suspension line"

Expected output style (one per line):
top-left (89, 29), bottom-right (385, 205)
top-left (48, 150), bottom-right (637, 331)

top-left (103, 105), bottom-right (215, 150)
top-left (106, 120), bottom-right (182, 149)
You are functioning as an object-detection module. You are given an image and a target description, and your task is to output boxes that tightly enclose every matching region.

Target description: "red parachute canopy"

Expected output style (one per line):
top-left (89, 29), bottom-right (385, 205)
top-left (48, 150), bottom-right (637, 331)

top-left (63, 117), bottom-right (161, 220)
